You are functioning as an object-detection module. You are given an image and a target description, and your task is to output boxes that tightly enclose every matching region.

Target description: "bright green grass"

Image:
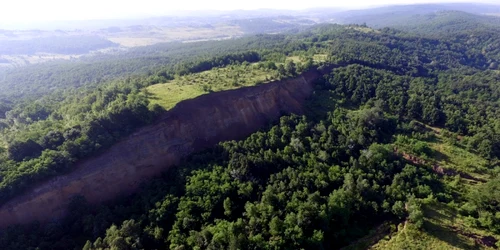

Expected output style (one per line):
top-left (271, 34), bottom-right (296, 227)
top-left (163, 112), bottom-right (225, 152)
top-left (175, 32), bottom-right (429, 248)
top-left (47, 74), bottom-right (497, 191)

top-left (146, 64), bottom-right (277, 110)
top-left (396, 122), bottom-right (490, 179)
top-left (372, 223), bottom-right (473, 250)
top-left (286, 54), bottom-right (328, 64)
top-left (287, 56), bottom-right (302, 63)
top-left (420, 124), bottom-right (489, 176)
top-left (370, 124), bottom-right (499, 249)
top-left (371, 202), bottom-right (498, 250)
top-left (313, 54), bottom-right (328, 62)
top-left (350, 26), bottom-right (380, 33)
top-left (147, 83), bottom-right (206, 111)
top-left (429, 140), bottom-right (490, 178)
top-left (347, 200), bottom-right (500, 250)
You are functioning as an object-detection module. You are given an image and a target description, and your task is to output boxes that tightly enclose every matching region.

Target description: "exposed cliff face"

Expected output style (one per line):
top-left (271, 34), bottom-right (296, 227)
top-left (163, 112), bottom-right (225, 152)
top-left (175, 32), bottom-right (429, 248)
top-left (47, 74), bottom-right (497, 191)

top-left (0, 71), bottom-right (320, 228)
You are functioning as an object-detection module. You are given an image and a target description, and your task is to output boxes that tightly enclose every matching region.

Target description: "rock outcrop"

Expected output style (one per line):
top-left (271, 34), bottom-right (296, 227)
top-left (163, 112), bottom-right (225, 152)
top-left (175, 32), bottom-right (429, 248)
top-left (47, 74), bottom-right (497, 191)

top-left (0, 70), bottom-right (320, 228)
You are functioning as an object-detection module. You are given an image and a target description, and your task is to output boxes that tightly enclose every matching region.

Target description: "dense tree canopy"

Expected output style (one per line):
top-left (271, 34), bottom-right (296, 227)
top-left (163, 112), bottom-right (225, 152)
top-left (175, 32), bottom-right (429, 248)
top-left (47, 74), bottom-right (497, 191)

top-left (1, 16), bottom-right (500, 249)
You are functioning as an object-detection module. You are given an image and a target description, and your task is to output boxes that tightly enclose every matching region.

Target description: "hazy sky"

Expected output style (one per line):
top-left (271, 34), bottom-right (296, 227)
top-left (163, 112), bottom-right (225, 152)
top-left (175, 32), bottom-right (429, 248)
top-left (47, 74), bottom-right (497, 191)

top-left (0, 0), bottom-right (498, 21)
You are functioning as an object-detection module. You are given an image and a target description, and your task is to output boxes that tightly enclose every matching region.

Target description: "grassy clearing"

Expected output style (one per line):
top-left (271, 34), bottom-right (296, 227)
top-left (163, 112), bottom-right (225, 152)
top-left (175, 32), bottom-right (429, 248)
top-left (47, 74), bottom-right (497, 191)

top-left (286, 54), bottom-right (328, 64)
top-left (146, 64), bottom-right (278, 110)
top-left (313, 54), bottom-right (328, 62)
top-left (348, 26), bottom-right (381, 33)
top-left (429, 140), bottom-right (490, 178)
top-left (370, 123), bottom-right (500, 249)
top-left (147, 84), bottom-right (206, 111)
top-left (398, 122), bottom-right (490, 178)
top-left (107, 25), bottom-right (243, 47)
top-left (0, 54), bottom-right (81, 67)
top-left (372, 222), bottom-right (475, 250)
top-left (423, 123), bottom-right (491, 179)
top-left (372, 202), bottom-right (499, 250)
top-left (287, 56), bottom-right (302, 63)
top-left (345, 204), bottom-right (491, 250)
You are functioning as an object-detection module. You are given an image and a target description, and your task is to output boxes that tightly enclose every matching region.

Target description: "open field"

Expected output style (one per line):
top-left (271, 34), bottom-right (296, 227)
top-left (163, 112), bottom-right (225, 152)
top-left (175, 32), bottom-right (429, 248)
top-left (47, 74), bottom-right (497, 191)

top-left (349, 26), bottom-right (381, 33)
top-left (354, 124), bottom-right (500, 250)
top-left (286, 54), bottom-right (328, 63)
top-left (0, 54), bottom-right (81, 67)
top-left (0, 24), bottom-right (244, 67)
top-left (147, 53), bottom-right (329, 110)
top-left (146, 64), bottom-right (278, 110)
top-left (313, 54), bottom-right (328, 62)
top-left (106, 25), bottom-right (244, 47)
top-left (370, 202), bottom-right (499, 250)
top-left (286, 56), bottom-right (302, 63)
top-left (429, 140), bottom-right (490, 179)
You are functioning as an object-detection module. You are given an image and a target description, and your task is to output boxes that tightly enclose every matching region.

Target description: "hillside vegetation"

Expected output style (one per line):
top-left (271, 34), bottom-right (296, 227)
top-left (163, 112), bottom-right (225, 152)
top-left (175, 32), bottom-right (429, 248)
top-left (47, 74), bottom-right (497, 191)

top-left (0, 7), bottom-right (500, 250)
top-left (146, 55), bottom-right (323, 110)
top-left (147, 63), bottom-right (279, 110)
top-left (0, 36), bottom-right (118, 55)
top-left (335, 4), bottom-right (500, 29)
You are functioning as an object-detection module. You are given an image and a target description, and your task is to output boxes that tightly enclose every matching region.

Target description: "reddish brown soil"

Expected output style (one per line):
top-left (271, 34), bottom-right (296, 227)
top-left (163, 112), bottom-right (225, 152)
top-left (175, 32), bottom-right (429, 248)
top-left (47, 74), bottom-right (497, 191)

top-left (0, 70), bottom-right (321, 228)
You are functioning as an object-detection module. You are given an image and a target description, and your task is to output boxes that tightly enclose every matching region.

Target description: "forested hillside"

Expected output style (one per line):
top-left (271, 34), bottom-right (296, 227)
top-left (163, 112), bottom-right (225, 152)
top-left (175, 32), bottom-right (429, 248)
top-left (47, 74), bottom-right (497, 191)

top-left (334, 3), bottom-right (500, 28)
top-left (1, 7), bottom-right (500, 250)
top-left (0, 36), bottom-right (280, 101)
top-left (0, 36), bottom-right (118, 55)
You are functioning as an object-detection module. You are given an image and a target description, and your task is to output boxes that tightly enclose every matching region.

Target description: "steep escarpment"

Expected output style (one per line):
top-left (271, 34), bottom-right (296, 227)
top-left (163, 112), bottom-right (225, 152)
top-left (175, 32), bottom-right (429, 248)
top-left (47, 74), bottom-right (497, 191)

top-left (0, 70), bottom-right (320, 228)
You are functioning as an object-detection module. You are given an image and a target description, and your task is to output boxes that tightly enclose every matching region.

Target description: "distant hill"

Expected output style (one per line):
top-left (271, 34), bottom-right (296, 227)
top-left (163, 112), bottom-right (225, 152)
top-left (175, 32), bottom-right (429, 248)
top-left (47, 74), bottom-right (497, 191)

top-left (333, 9), bottom-right (500, 63)
top-left (333, 3), bottom-right (500, 28)
top-left (0, 36), bottom-right (118, 55)
top-left (386, 10), bottom-right (500, 34)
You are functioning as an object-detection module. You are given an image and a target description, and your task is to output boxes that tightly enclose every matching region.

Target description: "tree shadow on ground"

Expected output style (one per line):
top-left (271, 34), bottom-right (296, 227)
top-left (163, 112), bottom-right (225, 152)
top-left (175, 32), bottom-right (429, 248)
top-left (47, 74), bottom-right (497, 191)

top-left (431, 149), bottom-right (450, 165)
top-left (424, 220), bottom-right (480, 250)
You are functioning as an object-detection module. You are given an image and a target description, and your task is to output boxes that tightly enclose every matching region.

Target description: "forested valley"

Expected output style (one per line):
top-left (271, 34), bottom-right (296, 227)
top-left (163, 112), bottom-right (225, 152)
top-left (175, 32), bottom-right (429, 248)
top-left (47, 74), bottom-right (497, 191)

top-left (0, 7), bottom-right (500, 250)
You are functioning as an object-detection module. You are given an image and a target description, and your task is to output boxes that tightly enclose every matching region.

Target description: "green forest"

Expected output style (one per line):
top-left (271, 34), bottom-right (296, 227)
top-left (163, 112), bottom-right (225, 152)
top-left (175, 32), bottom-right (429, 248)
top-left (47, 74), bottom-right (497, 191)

top-left (0, 36), bottom-right (118, 55)
top-left (0, 8), bottom-right (500, 250)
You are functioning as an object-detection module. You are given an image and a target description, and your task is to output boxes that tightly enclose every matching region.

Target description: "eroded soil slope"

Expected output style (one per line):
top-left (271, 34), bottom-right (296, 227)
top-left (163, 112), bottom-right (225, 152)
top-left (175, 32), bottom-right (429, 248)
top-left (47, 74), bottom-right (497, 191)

top-left (0, 70), bottom-right (320, 228)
